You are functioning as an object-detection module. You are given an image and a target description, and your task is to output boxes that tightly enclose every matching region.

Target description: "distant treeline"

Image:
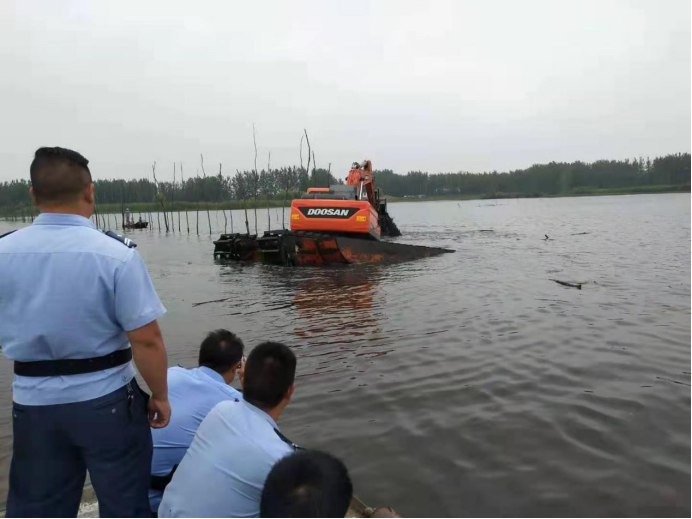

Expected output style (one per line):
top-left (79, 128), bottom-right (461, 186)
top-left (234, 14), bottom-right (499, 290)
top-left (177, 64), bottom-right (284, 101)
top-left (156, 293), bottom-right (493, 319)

top-left (0, 153), bottom-right (689, 215)
top-left (375, 153), bottom-right (690, 198)
top-left (0, 167), bottom-right (340, 215)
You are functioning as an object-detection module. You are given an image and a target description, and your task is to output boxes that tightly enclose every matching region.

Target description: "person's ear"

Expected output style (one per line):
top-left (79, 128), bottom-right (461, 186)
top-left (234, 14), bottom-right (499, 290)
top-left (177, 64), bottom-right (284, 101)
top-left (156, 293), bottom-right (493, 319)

top-left (29, 187), bottom-right (39, 207)
top-left (84, 183), bottom-right (95, 205)
top-left (284, 383), bottom-right (295, 403)
top-left (219, 365), bottom-right (238, 385)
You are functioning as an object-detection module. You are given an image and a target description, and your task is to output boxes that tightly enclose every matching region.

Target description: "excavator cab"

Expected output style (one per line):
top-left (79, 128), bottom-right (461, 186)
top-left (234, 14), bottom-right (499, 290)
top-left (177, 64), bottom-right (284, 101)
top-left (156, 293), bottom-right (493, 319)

top-left (290, 160), bottom-right (400, 239)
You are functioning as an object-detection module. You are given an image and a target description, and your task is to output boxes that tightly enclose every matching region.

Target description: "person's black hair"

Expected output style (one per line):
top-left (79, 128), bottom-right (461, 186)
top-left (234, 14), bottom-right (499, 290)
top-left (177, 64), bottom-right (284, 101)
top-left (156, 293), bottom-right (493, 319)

top-left (198, 329), bottom-right (245, 374)
top-left (29, 147), bottom-right (92, 204)
top-left (260, 450), bottom-right (353, 518)
top-left (243, 341), bottom-right (296, 409)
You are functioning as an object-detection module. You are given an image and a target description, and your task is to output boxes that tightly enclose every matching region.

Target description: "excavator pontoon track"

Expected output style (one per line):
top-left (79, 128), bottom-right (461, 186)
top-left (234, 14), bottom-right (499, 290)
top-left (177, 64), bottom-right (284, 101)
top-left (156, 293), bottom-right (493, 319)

top-left (213, 230), bottom-right (453, 267)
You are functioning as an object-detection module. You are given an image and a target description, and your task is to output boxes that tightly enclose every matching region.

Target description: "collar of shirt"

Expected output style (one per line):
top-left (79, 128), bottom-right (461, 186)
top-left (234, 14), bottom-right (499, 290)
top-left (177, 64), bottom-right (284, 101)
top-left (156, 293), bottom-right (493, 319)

top-left (197, 366), bottom-right (226, 385)
top-left (33, 213), bottom-right (95, 228)
top-left (242, 398), bottom-right (279, 430)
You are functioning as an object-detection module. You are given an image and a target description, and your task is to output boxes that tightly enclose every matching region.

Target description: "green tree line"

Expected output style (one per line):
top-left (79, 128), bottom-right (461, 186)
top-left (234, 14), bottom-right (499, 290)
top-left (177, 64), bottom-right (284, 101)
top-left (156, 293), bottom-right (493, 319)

top-left (374, 153), bottom-right (690, 197)
top-left (0, 153), bottom-right (689, 215)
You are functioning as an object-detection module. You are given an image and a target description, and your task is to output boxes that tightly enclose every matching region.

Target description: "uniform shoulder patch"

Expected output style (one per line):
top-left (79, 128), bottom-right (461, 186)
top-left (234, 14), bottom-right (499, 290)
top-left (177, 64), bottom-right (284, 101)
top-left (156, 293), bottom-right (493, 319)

top-left (103, 230), bottom-right (137, 248)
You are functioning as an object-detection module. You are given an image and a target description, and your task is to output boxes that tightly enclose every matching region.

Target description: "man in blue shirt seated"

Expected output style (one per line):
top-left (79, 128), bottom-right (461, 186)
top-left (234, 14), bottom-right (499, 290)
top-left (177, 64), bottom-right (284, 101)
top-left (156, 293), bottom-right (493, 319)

top-left (158, 342), bottom-right (298, 518)
top-left (149, 329), bottom-right (245, 512)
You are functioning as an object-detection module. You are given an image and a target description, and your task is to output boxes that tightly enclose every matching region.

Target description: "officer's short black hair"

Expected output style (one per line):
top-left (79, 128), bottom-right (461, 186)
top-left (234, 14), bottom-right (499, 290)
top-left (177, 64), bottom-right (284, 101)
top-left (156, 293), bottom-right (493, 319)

top-left (198, 329), bottom-right (245, 374)
top-left (260, 450), bottom-right (353, 518)
top-left (29, 147), bottom-right (92, 204)
top-left (243, 342), bottom-right (296, 409)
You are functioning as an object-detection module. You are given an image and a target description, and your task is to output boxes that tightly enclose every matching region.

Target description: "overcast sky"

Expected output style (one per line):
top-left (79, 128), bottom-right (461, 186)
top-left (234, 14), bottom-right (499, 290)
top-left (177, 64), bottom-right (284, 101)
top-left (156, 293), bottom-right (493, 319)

top-left (1, 0), bottom-right (690, 182)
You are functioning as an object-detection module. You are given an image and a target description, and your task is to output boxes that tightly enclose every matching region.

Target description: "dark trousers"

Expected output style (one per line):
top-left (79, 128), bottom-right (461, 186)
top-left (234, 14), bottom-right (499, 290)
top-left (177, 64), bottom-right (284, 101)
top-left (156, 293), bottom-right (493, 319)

top-left (6, 379), bottom-right (153, 518)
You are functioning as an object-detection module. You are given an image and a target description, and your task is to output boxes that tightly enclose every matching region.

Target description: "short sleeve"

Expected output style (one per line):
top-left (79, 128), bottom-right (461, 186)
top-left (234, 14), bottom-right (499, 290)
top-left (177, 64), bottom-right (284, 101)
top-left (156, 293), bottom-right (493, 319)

top-left (114, 251), bottom-right (166, 331)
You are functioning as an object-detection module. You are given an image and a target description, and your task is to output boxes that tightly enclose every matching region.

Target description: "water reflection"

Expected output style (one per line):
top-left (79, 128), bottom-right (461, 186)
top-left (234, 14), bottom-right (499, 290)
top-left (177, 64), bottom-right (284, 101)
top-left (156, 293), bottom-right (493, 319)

top-left (238, 264), bottom-right (391, 377)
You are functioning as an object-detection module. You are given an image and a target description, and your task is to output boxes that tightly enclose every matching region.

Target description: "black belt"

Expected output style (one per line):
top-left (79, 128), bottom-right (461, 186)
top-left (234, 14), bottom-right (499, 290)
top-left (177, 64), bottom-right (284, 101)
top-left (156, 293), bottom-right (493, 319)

top-left (150, 465), bottom-right (178, 491)
top-left (14, 348), bottom-right (133, 377)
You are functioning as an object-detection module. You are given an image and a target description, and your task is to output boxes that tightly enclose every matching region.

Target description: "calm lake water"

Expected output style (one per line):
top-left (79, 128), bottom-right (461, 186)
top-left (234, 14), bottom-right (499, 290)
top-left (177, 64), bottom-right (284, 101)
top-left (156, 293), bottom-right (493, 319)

top-left (0, 194), bottom-right (690, 517)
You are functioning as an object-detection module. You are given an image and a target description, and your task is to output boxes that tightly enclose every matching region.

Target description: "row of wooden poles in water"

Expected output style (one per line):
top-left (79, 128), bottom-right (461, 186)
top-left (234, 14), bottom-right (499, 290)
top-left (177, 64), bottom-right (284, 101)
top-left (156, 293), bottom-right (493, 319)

top-left (4, 129), bottom-right (319, 237)
top-left (91, 204), bottom-right (290, 236)
top-left (3, 204), bottom-right (290, 236)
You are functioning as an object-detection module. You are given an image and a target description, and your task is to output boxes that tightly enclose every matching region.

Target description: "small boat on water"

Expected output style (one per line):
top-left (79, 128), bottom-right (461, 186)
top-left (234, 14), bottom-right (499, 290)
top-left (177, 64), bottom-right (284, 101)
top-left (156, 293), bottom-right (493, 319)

top-left (122, 209), bottom-right (149, 230)
top-left (123, 220), bottom-right (148, 229)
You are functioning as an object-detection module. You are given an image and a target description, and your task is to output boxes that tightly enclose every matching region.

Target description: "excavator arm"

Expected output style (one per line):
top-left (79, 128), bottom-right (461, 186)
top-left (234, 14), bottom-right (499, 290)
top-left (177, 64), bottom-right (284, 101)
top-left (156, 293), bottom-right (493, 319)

top-left (345, 160), bottom-right (400, 238)
top-left (346, 160), bottom-right (376, 207)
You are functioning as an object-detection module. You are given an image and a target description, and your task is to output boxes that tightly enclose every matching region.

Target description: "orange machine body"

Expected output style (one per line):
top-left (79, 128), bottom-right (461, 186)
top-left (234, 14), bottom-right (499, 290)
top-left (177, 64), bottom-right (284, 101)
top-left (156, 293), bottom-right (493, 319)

top-left (290, 198), bottom-right (381, 238)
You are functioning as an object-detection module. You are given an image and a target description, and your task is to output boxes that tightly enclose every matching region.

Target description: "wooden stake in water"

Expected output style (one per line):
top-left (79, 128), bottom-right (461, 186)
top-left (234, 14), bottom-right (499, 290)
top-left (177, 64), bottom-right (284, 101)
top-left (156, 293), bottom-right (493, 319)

top-left (266, 151), bottom-right (271, 232)
top-left (177, 162), bottom-right (182, 233)
top-left (152, 162), bottom-right (164, 232)
top-left (200, 155), bottom-right (212, 235)
top-left (170, 163), bottom-right (176, 233)
top-left (220, 163), bottom-right (228, 234)
top-left (304, 129), bottom-right (312, 187)
top-left (252, 124), bottom-right (259, 235)
top-left (181, 162), bottom-right (190, 234)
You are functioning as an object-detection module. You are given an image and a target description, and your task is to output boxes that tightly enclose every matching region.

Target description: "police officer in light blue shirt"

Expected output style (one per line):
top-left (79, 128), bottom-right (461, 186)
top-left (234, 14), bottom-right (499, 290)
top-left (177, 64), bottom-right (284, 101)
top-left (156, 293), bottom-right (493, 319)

top-left (149, 329), bottom-right (246, 512)
top-left (159, 342), bottom-right (299, 518)
top-left (0, 147), bottom-right (171, 518)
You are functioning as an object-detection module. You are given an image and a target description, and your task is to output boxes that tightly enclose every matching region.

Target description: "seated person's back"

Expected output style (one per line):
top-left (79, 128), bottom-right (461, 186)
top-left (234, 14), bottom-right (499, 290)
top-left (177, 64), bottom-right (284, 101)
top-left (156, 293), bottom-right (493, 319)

top-left (260, 450), bottom-right (353, 518)
top-left (149, 329), bottom-right (244, 511)
top-left (158, 341), bottom-right (298, 518)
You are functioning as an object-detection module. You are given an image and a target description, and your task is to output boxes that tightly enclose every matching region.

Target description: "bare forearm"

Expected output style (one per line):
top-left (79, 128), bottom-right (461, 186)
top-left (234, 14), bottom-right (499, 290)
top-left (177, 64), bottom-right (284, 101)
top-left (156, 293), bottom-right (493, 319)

top-left (128, 321), bottom-right (169, 398)
top-left (132, 340), bottom-right (168, 397)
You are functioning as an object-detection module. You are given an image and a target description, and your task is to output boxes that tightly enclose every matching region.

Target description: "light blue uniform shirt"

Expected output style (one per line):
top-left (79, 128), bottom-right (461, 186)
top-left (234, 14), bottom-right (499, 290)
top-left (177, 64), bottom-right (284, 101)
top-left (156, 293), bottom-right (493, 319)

top-left (149, 366), bottom-right (243, 511)
top-left (0, 213), bottom-right (166, 405)
top-left (158, 399), bottom-right (294, 518)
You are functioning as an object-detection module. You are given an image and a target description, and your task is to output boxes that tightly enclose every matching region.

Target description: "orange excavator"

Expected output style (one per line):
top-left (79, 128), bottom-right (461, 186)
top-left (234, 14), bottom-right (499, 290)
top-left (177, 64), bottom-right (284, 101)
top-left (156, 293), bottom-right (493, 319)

top-left (290, 160), bottom-right (400, 239)
top-left (213, 160), bottom-right (452, 266)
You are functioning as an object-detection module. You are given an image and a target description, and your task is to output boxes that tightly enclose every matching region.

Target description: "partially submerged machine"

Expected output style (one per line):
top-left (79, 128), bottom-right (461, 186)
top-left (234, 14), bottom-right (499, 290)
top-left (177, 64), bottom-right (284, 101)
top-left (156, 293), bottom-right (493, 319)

top-left (213, 160), bottom-right (453, 266)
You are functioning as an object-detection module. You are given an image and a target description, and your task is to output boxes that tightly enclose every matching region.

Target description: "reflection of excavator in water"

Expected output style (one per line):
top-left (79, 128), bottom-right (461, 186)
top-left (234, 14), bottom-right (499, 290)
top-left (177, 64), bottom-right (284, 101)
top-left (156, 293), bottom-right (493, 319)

top-left (213, 160), bottom-right (453, 266)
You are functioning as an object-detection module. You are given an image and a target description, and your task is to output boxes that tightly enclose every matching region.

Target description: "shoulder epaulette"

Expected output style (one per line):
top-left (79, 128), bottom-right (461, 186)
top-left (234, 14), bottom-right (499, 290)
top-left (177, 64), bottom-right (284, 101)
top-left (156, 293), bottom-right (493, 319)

top-left (0, 230), bottom-right (17, 239)
top-left (104, 230), bottom-right (137, 248)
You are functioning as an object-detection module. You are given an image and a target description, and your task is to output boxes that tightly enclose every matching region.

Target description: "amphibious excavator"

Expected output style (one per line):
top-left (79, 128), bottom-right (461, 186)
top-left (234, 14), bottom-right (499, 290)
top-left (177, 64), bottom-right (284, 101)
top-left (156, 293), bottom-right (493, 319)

top-left (213, 160), bottom-right (453, 266)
